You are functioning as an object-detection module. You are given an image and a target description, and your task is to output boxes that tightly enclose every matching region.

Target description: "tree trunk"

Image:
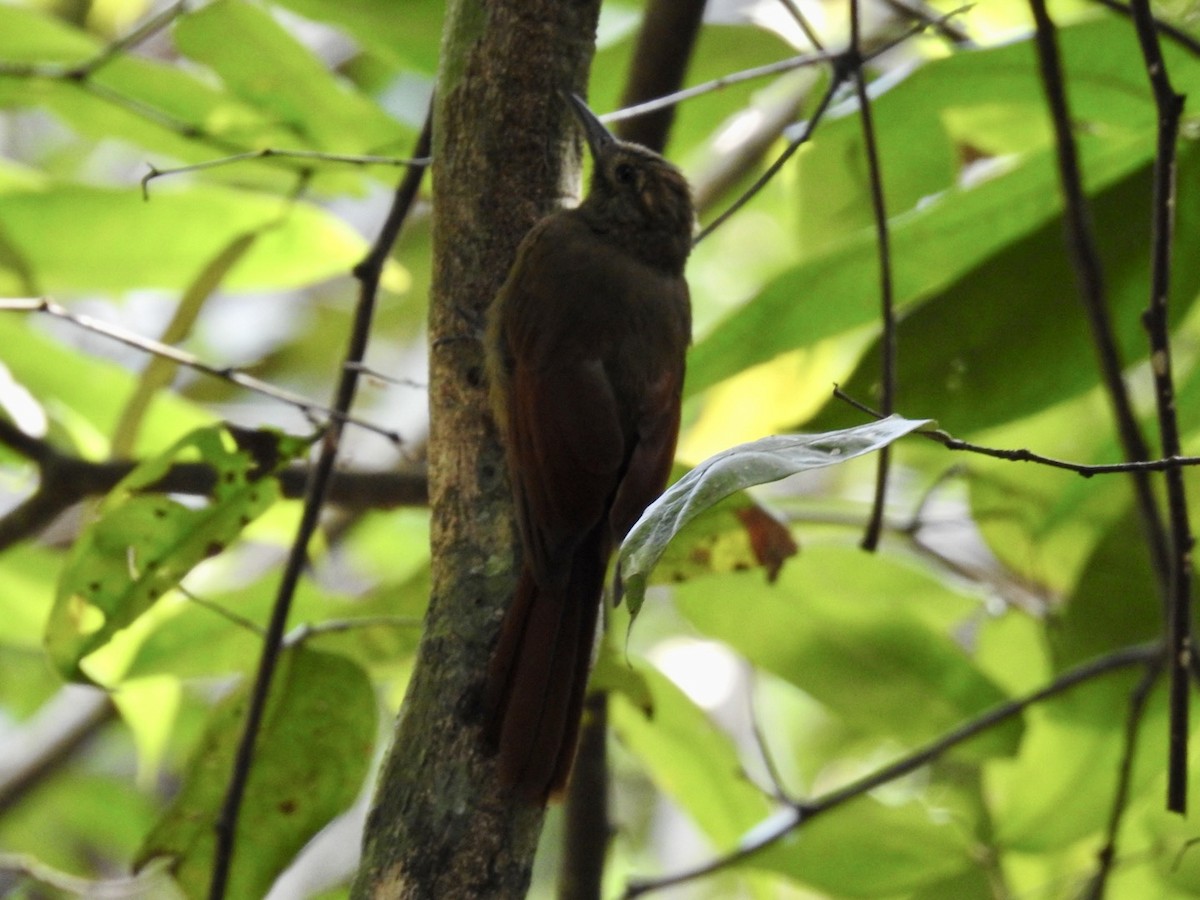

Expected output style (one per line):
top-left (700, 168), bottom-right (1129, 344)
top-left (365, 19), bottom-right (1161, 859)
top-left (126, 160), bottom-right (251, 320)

top-left (351, 1), bottom-right (602, 897)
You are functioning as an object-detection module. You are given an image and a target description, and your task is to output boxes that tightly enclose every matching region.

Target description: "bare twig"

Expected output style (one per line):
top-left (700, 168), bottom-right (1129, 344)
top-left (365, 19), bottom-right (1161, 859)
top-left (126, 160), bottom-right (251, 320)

top-left (848, 0), bottom-right (897, 552)
top-left (623, 643), bottom-right (1162, 898)
top-left (775, 0), bottom-right (826, 51)
top-left (691, 13), bottom-right (961, 245)
top-left (691, 81), bottom-right (811, 214)
top-left (207, 102), bottom-right (434, 900)
top-left (695, 75), bottom-right (841, 244)
top-left (0, 693), bottom-right (116, 818)
top-left (602, 48), bottom-right (843, 126)
top-left (602, 14), bottom-right (941, 129)
top-left (284, 615), bottom-right (424, 646)
top-left (747, 673), bottom-right (793, 802)
top-left (560, 693), bottom-right (612, 900)
top-left (1084, 660), bottom-right (1164, 897)
top-left (0, 418), bottom-right (428, 551)
top-left (0, 1), bottom-right (186, 79)
top-left (1127, 0), bottom-right (1192, 814)
top-left (0, 851), bottom-right (172, 896)
top-left (0, 298), bottom-right (401, 443)
top-left (142, 150), bottom-right (431, 198)
top-left (833, 388), bottom-right (1200, 477)
top-left (879, 0), bottom-right (975, 46)
top-left (0, 4), bottom-right (249, 156)
top-left (1026, 0), bottom-right (1170, 596)
top-left (1090, 0), bottom-right (1200, 56)
top-left (615, 0), bottom-right (705, 151)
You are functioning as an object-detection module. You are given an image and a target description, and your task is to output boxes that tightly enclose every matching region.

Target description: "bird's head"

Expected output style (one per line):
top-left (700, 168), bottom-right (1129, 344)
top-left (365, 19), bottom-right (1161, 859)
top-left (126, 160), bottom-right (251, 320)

top-left (567, 93), bottom-right (694, 272)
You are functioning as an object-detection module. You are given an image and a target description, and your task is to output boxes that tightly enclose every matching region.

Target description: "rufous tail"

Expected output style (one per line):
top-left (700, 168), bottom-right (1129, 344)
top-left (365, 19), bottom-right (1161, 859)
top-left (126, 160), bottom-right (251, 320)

top-left (483, 534), bottom-right (607, 802)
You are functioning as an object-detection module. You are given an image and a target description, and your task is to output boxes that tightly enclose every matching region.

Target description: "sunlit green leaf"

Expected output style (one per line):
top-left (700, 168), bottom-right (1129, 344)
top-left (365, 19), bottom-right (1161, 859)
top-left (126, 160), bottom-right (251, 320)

top-left (987, 676), bottom-right (1166, 851)
top-left (677, 564), bottom-right (1017, 755)
top-left (136, 647), bottom-right (376, 899)
top-left (173, 0), bottom-right (407, 153)
top-left (750, 797), bottom-right (976, 896)
top-left (0, 316), bottom-right (211, 453)
top-left (46, 425), bottom-right (307, 680)
top-left (687, 17), bottom-right (1200, 400)
top-left (612, 665), bottom-right (773, 845)
top-left (0, 183), bottom-right (376, 293)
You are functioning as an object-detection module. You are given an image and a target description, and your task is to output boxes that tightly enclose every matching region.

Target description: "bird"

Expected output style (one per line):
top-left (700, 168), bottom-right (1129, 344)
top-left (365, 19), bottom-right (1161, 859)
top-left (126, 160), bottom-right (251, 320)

top-left (482, 93), bottom-right (694, 802)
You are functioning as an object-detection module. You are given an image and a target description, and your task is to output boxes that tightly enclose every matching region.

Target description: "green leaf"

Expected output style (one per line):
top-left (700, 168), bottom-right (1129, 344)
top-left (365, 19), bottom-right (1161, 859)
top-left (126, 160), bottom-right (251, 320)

top-left (0, 316), bottom-right (212, 453)
top-left (46, 425), bottom-right (307, 680)
top-left (0, 6), bottom-right (303, 179)
top-left (136, 647), bottom-right (376, 899)
top-left (112, 230), bottom-right (261, 457)
top-left (687, 132), bottom-right (1151, 399)
top-left (0, 183), bottom-right (375, 293)
top-left (173, 0), bottom-right (407, 153)
top-left (618, 416), bottom-right (930, 613)
top-left (1049, 509), bottom-right (1160, 674)
top-left (612, 665), bottom-right (773, 846)
top-left (0, 544), bottom-right (62, 649)
top-left (987, 676), bottom-right (1166, 851)
top-left (817, 138), bottom-right (1200, 435)
top-left (750, 798), bottom-right (976, 897)
top-left (677, 564), bottom-right (1017, 755)
top-left (685, 17), bottom-right (1200, 399)
top-left (271, 0), bottom-right (445, 77)
top-left (0, 772), bottom-right (159, 875)
top-left (647, 464), bottom-right (798, 587)
top-left (125, 565), bottom-right (430, 680)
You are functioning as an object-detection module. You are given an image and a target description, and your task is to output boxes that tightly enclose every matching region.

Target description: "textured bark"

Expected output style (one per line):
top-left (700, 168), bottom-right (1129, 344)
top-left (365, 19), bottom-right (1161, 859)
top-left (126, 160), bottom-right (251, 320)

top-left (351, 1), bottom-right (602, 897)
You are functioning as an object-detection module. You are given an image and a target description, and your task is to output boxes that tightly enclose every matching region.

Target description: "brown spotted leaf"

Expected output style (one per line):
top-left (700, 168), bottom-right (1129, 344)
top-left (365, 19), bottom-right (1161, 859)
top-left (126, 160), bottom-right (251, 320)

top-left (46, 424), bottom-right (307, 680)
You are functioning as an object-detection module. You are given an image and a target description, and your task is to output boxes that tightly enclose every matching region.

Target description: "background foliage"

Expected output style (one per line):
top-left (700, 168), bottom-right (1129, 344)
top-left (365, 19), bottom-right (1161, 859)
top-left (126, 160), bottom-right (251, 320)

top-left (1, 0), bottom-right (1198, 897)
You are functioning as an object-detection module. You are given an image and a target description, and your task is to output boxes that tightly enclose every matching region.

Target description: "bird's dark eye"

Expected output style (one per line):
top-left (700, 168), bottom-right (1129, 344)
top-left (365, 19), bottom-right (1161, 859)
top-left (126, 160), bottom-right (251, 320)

top-left (614, 163), bottom-right (636, 185)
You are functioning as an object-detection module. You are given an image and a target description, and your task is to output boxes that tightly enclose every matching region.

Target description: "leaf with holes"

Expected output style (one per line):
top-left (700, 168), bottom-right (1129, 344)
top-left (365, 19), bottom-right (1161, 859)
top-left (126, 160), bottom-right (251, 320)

top-left (46, 425), bottom-right (308, 681)
top-left (618, 416), bottom-right (931, 615)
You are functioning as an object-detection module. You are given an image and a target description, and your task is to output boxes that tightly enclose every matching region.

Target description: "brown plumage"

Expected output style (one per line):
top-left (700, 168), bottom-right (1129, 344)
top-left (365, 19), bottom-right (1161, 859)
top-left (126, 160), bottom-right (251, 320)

top-left (482, 95), bottom-right (693, 802)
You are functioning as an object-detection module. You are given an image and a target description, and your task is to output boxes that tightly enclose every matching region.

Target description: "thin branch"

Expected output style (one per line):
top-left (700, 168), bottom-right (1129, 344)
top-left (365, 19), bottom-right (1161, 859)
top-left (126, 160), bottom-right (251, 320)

top-left (691, 81), bottom-right (810, 215)
top-left (1127, 0), bottom-right (1192, 814)
top-left (833, 387), bottom-right (1200, 477)
top-left (0, 419), bottom-right (427, 551)
top-left (879, 0), bottom-right (975, 46)
top-left (0, 298), bottom-right (401, 443)
top-left (1090, 0), bottom-right (1200, 56)
top-left (0, 6), bottom-right (250, 158)
top-left (775, 0), bottom-right (826, 51)
top-left (208, 103), bottom-right (434, 900)
top-left (848, 0), bottom-right (897, 552)
top-left (0, 851), bottom-right (171, 895)
top-left (0, 2), bottom-right (186, 79)
top-left (283, 615), bottom-right (424, 646)
top-left (623, 643), bottom-right (1162, 898)
top-left (142, 150), bottom-right (431, 198)
top-left (559, 693), bottom-right (612, 900)
top-left (601, 15), bottom-right (941, 130)
top-left (747, 673), bottom-right (793, 802)
top-left (0, 693), bottom-right (116, 818)
top-left (1026, 0), bottom-right (1170, 599)
top-left (602, 49), bottom-right (840, 126)
top-left (689, 14), bottom-right (953, 245)
top-left (1083, 660), bottom-right (1164, 897)
top-left (694, 74), bottom-right (841, 244)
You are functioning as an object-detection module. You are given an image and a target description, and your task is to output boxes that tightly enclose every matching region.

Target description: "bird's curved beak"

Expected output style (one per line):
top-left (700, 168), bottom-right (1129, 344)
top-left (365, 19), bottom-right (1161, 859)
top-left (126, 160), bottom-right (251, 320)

top-left (566, 93), bottom-right (615, 159)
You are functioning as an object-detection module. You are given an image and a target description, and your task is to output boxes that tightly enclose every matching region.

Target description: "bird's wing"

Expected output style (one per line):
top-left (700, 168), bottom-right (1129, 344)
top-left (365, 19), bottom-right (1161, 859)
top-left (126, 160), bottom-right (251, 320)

top-left (507, 354), bottom-right (625, 591)
top-left (608, 363), bottom-right (684, 542)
